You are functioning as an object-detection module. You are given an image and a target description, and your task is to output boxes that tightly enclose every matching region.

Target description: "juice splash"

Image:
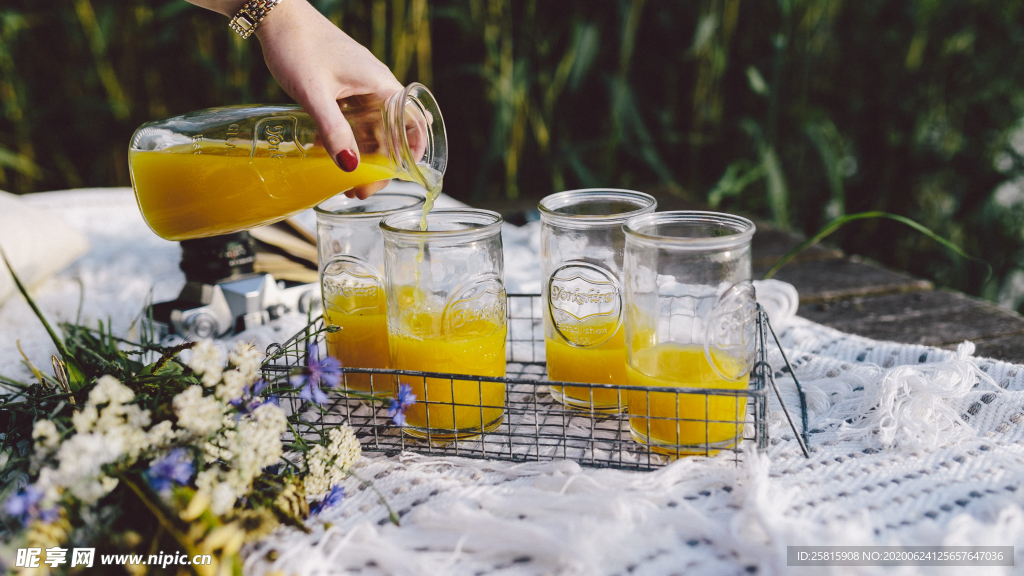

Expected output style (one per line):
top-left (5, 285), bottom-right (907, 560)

top-left (129, 144), bottom-right (397, 241)
top-left (389, 297), bottom-right (506, 441)
top-left (626, 344), bottom-right (748, 457)
top-left (323, 294), bottom-right (394, 396)
top-left (545, 319), bottom-right (626, 411)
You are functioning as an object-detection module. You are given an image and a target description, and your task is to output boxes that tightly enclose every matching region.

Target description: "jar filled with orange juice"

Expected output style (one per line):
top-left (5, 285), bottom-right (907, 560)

top-left (316, 192), bottom-right (425, 397)
top-left (381, 209), bottom-right (507, 441)
top-left (623, 211), bottom-right (757, 457)
top-left (128, 83), bottom-right (446, 240)
top-left (539, 189), bottom-right (656, 412)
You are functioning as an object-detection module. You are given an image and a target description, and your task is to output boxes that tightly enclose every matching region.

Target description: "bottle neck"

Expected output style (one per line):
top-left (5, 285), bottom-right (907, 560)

top-left (380, 83), bottom-right (445, 190)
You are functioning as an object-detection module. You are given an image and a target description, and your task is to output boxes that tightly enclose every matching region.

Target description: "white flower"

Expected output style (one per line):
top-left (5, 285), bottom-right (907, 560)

top-left (229, 341), bottom-right (262, 383)
top-left (32, 420), bottom-right (60, 451)
top-left (173, 386), bottom-right (226, 437)
top-left (45, 432), bottom-right (125, 504)
top-left (217, 369), bottom-right (246, 402)
top-left (210, 482), bottom-right (238, 516)
top-left (194, 469), bottom-right (240, 516)
top-left (326, 426), bottom-right (361, 470)
top-left (72, 406), bottom-right (98, 434)
top-left (304, 425), bottom-right (361, 495)
top-left (147, 420), bottom-right (176, 447)
top-left (189, 340), bottom-right (224, 388)
top-left (88, 375), bottom-right (135, 406)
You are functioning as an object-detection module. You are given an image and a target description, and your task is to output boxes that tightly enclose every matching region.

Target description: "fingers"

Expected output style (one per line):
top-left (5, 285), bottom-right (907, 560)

top-left (347, 180), bottom-right (391, 200)
top-left (304, 93), bottom-right (360, 173)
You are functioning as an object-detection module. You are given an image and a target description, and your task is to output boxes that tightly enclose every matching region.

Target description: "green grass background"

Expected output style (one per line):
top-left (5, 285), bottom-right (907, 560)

top-left (3, 0), bottom-right (1024, 311)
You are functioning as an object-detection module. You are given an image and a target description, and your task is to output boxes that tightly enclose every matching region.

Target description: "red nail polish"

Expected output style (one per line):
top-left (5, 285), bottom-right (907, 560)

top-left (337, 150), bottom-right (358, 172)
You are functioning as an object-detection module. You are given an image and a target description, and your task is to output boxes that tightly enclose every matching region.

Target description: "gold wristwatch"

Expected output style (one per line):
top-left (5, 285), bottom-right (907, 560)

top-left (229, 0), bottom-right (286, 40)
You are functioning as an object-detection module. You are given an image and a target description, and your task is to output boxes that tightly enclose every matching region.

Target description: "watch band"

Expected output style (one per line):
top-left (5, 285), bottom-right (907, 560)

top-left (229, 0), bottom-right (286, 40)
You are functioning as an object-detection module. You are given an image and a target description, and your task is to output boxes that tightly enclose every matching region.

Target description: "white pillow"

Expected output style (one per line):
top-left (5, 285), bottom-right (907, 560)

top-left (0, 190), bottom-right (90, 304)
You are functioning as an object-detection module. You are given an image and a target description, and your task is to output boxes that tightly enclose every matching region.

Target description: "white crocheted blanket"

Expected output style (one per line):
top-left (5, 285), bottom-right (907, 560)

top-left (4, 189), bottom-right (1023, 575)
top-left (246, 320), bottom-right (1024, 576)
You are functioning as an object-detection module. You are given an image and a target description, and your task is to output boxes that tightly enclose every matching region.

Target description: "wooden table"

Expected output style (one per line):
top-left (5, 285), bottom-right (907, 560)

top-left (753, 226), bottom-right (1024, 364)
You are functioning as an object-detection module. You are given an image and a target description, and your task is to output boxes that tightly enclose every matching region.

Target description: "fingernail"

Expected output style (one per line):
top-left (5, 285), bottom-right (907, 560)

top-left (337, 150), bottom-right (358, 172)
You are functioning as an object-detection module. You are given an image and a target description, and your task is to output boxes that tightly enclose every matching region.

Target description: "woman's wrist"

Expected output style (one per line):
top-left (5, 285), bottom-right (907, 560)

top-left (254, 0), bottom-right (306, 43)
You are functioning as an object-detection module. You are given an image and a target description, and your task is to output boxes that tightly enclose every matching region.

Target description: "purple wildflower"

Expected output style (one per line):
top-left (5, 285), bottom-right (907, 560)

top-left (290, 344), bottom-right (342, 405)
top-left (4, 486), bottom-right (58, 526)
top-left (146, 448), bottom-right (194, 494)
top-left (310, 485), bottom-right (345, 515)
top-left (388, 384), bottom-right (417, 427)
top-left (230, 379), bottom-right (278, 416)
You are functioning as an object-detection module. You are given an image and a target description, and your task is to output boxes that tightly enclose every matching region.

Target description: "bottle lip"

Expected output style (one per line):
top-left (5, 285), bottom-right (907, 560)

top-left (538, 189), bottom-right (657, 226)
top-left (380, 208), bottom-right (503, 241)
top-left (624, 211), bottom-right (756, 250)
top-left (314, 192), bottom-right (426, 220)
top-left (393, 83), bottom-right (447, 180)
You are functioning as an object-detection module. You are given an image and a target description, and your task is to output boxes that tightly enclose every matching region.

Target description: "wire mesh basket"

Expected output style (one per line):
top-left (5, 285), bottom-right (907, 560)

top-left (262, 294), bottom-right (807, 472)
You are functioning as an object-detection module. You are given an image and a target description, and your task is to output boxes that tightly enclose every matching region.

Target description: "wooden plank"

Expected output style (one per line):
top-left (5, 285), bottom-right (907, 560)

top-left (761, 257), bottom-right (932, 303)
top-left (798, 290), bottom-right (1024, 355)
top-left (752, 228), bottom-right (843, 269)
top-left (964, 334), bottom-right (1024, 365)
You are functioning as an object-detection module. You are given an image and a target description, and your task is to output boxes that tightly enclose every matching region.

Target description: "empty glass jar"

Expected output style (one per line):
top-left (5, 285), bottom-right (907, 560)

top-left (623, 211), bottom-right (757, 456)
top-left (317, 192), bottom-right (425, 397)
top-left (539, 189), bottom-right (656, 411)
top-left (381, 209), bottom-right (507, 440)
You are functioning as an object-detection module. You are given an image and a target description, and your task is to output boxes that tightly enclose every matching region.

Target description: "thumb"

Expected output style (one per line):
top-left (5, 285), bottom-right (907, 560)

top-left (304, 94), bottom-right (360, 172)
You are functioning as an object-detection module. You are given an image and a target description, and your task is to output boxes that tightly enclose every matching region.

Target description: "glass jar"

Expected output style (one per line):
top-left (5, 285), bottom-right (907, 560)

top-left (539, 189), bottom-right (657, 411)
top-left (623, 211), bottom-right (757, 456)
top-left (129, 82), bottom-right (446, 240)
top-left (316, 192), bottom-right (425, 397)
top-left (381, 209), bottom-right (507, 441)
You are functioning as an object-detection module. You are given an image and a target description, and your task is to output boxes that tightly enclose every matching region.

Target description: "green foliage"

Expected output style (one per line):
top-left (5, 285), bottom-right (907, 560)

top-left (2, 0), bottom-right (1024, 307)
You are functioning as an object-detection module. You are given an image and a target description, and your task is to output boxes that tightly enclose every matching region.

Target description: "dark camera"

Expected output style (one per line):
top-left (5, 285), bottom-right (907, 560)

top-left (147, 232), bottom-right (320, 340)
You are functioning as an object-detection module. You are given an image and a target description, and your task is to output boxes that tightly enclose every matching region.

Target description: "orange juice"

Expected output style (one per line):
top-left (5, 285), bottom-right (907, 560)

top-left (545, 319), bottom-right (626, 411)
top-left (129, 144), bottom-right (397, 240)
top-left (627, 344), bottom-right (748, 456)
top-left (323, 292), bottom-right (394, 396)
top-left (390, 308), bottom-right (506, 440)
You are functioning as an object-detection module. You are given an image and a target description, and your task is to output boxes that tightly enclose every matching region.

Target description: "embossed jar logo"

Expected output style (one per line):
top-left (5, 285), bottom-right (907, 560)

top-left (447, 289), bottom-right (507, 332)
top-left (322, 268), bottom-right (382, 315)
top-left (548, 265), bottom-right (621, 348)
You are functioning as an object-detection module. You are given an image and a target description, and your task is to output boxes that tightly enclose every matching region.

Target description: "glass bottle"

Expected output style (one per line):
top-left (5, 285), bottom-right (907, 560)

top-left (381, 209), bottom-right (507, 441)
top-left (623, 211), bottom-right (757, 457)
top-left (128, 83), bottom-right (446, 241)
top-left (539, 189), bottom-right (656, 412)
top-left (316, 192), bottom-right (425, 397)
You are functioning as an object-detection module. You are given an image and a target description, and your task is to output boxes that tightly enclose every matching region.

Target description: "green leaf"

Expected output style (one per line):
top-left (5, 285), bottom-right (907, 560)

top-left (763, 211), bottom-right (992, 280)
top-left (708, 160), bottom-right (766, 208)
top-left (0, 147), bottom-right (43, 180)
top-left (746, 66), bottom-right (769, 96)
top-left (0, 245), bottom-right (86, 389)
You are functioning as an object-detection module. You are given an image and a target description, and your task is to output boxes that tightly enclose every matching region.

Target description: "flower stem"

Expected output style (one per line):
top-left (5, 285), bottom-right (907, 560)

top-left (118, 474), bottom-right (203, 576)
top-left (346, 469), bottom-right (400, 526)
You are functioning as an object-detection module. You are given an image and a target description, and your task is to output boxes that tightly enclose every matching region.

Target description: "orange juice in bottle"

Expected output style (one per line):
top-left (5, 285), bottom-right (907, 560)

top-left (128, 83), bottom-right (446, 240)
top-left (626, 344), bottom-right (748, 457)
top-left (381, 209), bottom-right (507, 441)
top-left (545, 318), bottom-right (626, 408)
top-left (538, 189), bottom-right (658, 412)
top-left (390, 305), bottom-right (506, 439)
top-left (316, 193), bottom-right (426, 397)
top-left (323, 295), bottom-right (395, 396)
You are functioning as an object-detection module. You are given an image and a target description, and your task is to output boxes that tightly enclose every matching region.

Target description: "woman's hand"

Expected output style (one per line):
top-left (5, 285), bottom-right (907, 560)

top-left (186, 0), bottom-right (401, 199)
